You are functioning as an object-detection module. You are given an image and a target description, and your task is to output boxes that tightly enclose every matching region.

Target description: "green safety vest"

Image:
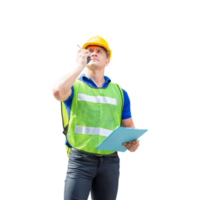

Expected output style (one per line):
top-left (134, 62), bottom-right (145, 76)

top-left (61, 79), bottom-right (124, 156)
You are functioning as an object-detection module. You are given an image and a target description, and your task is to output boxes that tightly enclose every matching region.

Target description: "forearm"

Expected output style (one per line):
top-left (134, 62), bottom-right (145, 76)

top-left (131, 117), bottom-right (140, 128)
top-left (130, 123), bottom-right (140, 128)
top-left (52, 66), bottom-right (83, 101)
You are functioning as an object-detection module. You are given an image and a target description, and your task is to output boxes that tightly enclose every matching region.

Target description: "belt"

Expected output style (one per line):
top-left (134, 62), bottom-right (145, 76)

top-left (71, 147), bottom-right (118, 157)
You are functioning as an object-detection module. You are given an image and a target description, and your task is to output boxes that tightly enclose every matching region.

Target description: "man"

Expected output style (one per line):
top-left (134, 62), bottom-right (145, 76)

top-left (52, 36), bottom-right (140, 200)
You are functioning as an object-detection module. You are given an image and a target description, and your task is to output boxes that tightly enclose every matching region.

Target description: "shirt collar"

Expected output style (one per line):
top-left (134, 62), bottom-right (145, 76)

top-left (79, 73), bottom-right (111, 84)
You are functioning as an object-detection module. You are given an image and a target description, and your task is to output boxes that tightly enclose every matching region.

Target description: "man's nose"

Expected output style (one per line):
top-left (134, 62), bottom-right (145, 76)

top-left (91, 51), bottom-right (97, 57)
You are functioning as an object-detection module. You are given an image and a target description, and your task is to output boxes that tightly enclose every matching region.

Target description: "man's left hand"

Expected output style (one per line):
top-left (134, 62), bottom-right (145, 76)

top-left (123, 140), bottom-right (140, 152)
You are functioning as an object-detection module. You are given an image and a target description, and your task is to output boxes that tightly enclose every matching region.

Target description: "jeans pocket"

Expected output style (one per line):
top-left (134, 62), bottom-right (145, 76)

top-left (69, 150), bottom-right (87, 161)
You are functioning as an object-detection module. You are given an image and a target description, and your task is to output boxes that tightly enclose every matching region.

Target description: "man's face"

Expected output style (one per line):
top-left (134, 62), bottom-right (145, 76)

top-left (86, 46), bottom-right (110, 68)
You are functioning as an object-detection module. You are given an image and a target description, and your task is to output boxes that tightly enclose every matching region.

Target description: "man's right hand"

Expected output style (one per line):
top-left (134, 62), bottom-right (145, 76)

top-left (76, 49), bottom-right (91, 69)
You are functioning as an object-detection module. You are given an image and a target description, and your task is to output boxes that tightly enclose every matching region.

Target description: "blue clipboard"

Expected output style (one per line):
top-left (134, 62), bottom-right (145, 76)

top-left (96, 127), bottom-right (148, 152)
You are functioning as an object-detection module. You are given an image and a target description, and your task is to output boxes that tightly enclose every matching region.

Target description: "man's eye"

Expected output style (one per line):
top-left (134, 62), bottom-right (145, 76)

top-left (98, 50), bottom-right (101, 53)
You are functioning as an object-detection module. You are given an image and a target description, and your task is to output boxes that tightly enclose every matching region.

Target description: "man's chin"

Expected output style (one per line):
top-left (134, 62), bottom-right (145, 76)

top-left (87, 63), bottom-right (99, 68)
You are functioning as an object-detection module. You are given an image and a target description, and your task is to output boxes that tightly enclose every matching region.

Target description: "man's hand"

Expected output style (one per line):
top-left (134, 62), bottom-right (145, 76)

top-left (123, 140), bottom-right (140, 152)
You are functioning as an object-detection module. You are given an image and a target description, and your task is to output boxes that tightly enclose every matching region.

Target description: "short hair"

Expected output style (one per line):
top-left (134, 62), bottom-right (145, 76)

top-left (86, 45), bottom-right (109, 58)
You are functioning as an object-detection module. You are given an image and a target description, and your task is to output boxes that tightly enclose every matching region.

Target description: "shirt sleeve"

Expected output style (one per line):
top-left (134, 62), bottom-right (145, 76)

top-left (121, 88), bottom-right (132, 120)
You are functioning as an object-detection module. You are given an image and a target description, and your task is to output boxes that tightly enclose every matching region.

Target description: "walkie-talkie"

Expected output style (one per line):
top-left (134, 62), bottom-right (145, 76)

top-left (77, 44), bottom-right (91, 63)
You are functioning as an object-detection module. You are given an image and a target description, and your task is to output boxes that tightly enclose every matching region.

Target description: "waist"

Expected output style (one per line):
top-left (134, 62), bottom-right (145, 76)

top-left (71, 147), bottom-right (118, 157)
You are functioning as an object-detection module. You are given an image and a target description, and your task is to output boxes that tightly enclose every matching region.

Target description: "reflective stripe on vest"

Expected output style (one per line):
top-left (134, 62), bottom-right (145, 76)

top-left (75, 126), bottom-right (112, 137)
top-left (78, 94), bottom-right (117, 105)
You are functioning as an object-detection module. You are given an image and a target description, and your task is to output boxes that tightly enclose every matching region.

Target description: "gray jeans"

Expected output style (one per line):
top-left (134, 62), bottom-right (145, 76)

top-left (64, 148), bottom-right (120, 200)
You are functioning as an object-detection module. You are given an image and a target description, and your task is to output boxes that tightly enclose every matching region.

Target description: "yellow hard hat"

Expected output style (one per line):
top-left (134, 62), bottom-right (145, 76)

top-left (82, 36), bottom-right (112, 60)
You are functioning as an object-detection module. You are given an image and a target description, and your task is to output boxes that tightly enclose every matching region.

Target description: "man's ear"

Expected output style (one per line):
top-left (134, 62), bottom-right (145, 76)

top-left (105, 59), bottom-right (110, 66)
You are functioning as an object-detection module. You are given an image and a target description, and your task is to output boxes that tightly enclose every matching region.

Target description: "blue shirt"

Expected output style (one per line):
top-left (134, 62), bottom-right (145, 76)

top-left (63, 73), bottom-right (131, 120)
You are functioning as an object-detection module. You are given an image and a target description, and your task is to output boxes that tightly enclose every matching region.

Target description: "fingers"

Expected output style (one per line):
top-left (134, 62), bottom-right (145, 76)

top-left (76, 49), bottom-right (91, 67)
top-left (129, 139), bottom-right (142, 143)
top-left (75, 49), bottom-right (90, 53)
top-left (123, 140), bottom-right (139, 145)
top-left (129, 140), bottom-right (139, 144)
top-left (75, 49), bottom-right (90, 56)
top-left (77, 50), bottom-right (90, 60)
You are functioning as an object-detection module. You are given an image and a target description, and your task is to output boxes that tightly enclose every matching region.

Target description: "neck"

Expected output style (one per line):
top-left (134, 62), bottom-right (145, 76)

top-left (85, 68), bottom-right (105, 87)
